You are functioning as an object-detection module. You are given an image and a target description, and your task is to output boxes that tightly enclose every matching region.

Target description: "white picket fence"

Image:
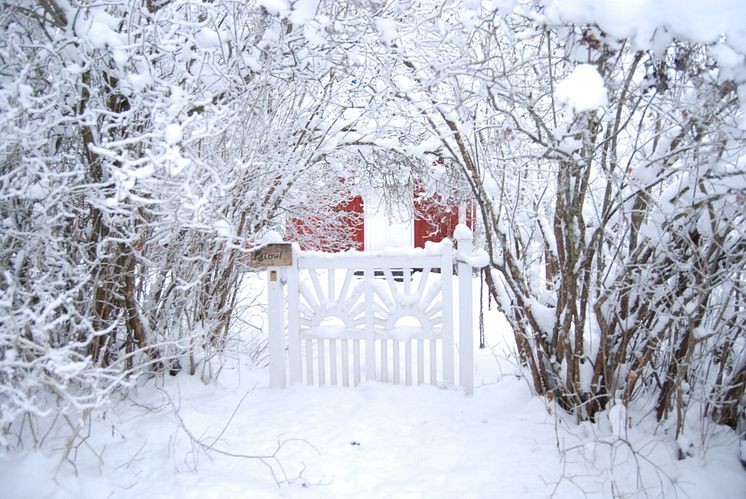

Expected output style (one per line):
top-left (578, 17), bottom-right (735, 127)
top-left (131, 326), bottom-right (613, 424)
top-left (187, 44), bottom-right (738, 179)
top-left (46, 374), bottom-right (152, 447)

top-left (266, 225), bottom-right (482, 394)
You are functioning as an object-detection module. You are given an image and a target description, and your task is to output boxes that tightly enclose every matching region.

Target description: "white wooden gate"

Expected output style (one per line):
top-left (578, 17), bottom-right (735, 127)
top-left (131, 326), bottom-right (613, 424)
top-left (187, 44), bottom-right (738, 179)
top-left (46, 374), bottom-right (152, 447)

top-left (266, 225), bottom-right (482, 394)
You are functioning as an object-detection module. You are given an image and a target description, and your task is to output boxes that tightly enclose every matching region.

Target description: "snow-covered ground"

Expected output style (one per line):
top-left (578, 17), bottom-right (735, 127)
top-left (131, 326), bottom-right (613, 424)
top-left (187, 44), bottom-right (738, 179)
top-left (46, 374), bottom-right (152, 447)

top-left (2, 275), bottom-right (744, 499)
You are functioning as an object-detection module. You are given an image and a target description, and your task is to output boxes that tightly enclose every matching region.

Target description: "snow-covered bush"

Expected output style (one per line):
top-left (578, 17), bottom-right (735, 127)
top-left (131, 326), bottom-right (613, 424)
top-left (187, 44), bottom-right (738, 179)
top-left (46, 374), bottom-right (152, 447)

top-left (2, 0), bottom-right (744, 456)
top-left (355, 0), bottom-right (746, 436)
top-left (0, 0), bottom-right (373, 449)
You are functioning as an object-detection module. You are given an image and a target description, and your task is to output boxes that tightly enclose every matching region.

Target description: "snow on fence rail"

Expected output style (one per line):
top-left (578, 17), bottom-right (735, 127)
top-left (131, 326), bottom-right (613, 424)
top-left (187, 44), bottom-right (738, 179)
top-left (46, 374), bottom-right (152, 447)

top-left (264, 225), bottom-right (485, 394)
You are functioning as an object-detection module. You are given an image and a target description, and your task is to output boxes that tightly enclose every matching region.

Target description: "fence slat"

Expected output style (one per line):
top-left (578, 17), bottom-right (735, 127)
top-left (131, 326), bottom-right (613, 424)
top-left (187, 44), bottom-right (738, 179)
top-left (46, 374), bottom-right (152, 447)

top-left (364, 268), bottom-right (376, 381)
top-left (342, 339), bottom-right (350, 387)
top-left (304, 339), bottom-right (312, 384)
top-left (318, 339), bottom-right (326, 386)
top-left (393, 340), bottom-right (400, 384)
top-left (441, 240), bottom-right (455, 385)
top-left (405, 340), bottom-right (412, 385)
top-left (309, 269), bottom-right (324, 308)
top-left (416, 267), bottom-right (431, 305)
top-left (268, 267), bottom-right (286, 389)
top-left (353, 339), bottom-right (361, 386)
top-left (430, 339), bottom-right (437, 385)
top-left (381, 339), bottom-right (388, 382)
top-left (339, 270), bottom-right (354, 306)
top-left (287, 260), bottom-right (301, 385)
top-left (330, 340), bottom-right (337, 385)
top-left (417, 339), bottom-right (424, 384)
top-left (456, 227), bottom-right (474, 395)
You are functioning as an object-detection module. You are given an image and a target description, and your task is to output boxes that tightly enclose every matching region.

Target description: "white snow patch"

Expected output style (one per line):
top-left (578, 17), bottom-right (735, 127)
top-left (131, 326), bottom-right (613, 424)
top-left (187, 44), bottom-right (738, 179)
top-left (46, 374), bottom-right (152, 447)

top-left (392, 74), bottom-right (416, 93)
top-left (375, 18), bottom-right (399, 43)
top-left (483, 172), bottom-right (501, 198)
top-left (126, 72), bottom-right (152, 92)
top-left (608, 401), bottom-right (628, 438)
top-left (466, 248), bottom-right (490, 268)
top-left (453, 223), bottom-right (472, 240)
top-left (555, 64), bottom-right (607, 112)
top-left (164, 124), bottom-right (183, 145)
top-left (259, 229), bottom-right (284, 244)
top-left (303, 23), bottom-right (326, 45)
top-left (194, 28), bottom-right (223, 49)
top-left (130, 164), bottom-right (155, 179)
top-left (710, 44), bottom-right (743, 68)
top-left (289, 0), bottom-right (319, 26)
top-left (256, 0), bottom-right (289, 16)
top-left (373, 137), bottom-right (399, 149)
top-left (558, 136), bottom-right (583, 153)
top-left (528, 298), bottom-right (556, 335)
top-left (544, 0), bottom-right (746, 54)
top-left (161, 144), bottom-right (190, 176)
top-left (213, 219), bottom-right (232, 238)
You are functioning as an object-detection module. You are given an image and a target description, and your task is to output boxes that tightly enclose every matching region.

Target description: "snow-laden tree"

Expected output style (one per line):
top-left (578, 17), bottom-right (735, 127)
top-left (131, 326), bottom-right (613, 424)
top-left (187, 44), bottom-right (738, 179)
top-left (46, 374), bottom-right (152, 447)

top-left (346, 0), bottom-right (746, 437)
top-left (0, 0), bottom-right (379, 447)
top-left (2, 0), bottom-right (744, 454)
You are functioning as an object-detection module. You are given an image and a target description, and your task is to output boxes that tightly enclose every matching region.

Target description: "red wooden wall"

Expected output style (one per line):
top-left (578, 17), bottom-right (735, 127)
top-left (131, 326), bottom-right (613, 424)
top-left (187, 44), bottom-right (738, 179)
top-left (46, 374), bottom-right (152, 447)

top-left (413, 188), bottom-right (474, 248)
top-left (289, 190), bottom-right (472, 252)
top-left (289, 195), bottom-right (365, 252)
top-left (414, 194), bottom-right (460, 248)
top-left (339, 195), bottom-right (365, 251)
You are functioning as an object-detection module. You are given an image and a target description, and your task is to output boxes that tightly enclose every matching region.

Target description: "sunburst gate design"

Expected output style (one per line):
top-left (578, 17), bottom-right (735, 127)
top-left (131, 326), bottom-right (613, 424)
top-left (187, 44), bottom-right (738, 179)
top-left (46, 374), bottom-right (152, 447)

top-left (286, 241), bottom-right (458, 388)
top-left (300, 267), bottom-right (445, 341)
top-left (273, 227), bottom-right (479, 393)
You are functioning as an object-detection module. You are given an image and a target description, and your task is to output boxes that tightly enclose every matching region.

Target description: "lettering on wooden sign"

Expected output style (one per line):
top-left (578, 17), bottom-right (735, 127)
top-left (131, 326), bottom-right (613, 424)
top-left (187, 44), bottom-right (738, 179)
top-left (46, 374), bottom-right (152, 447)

top-left (249, 243), bottom-right (293, 268)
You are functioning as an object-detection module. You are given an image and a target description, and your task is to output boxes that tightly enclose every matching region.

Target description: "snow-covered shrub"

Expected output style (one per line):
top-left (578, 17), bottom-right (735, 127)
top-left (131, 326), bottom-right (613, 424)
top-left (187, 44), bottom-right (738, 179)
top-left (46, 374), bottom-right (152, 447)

top-left (358, 1), bottom-right (746, 436)
top-left (0, 0), bottom-right (374, 449)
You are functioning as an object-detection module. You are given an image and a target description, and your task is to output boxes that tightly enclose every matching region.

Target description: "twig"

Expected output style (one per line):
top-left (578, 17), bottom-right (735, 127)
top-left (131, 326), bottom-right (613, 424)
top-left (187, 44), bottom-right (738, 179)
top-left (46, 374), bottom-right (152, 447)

top-left (206, 384), bottom-right (258, 449)
top-left (160, 387), bottom-right (322, 488)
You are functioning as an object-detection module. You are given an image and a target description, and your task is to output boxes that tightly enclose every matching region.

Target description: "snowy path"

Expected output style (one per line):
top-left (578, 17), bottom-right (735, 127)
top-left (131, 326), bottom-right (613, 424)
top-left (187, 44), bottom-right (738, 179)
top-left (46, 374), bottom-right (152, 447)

top-left (5, 355), bottom-right (744, 498)
top-left (2, 286), bottom-right (744, 499)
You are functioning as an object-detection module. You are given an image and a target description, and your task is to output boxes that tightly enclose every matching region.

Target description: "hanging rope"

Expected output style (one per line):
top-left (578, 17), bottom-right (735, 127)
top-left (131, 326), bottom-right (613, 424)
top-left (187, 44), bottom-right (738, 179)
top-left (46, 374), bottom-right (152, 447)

top-left (487, 269), bottom-right (492, 311)
top-left (479, 267), bottom-right (486, 349)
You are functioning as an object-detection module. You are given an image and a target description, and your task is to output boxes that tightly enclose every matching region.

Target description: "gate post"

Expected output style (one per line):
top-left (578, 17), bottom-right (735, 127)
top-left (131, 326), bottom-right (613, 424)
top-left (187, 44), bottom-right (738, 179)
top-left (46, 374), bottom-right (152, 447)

top-left (251, 238), bottom-right (293, 389)
top-left (268, 266), bottom-right (286, 388)
top-left (286, 246), bottom-right (301, 384)
top-left (455, 224), bottom-right (474, 395)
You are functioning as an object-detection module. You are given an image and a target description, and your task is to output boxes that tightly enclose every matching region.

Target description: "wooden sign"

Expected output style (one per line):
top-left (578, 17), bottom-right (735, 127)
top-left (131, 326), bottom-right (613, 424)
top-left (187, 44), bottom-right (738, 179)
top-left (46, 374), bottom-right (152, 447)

top-left (249, 243), bottom-right (293, 268)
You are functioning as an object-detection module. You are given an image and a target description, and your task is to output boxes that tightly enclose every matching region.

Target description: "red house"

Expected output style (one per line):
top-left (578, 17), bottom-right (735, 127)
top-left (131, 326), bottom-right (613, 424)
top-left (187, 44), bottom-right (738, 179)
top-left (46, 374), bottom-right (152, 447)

top-left (287, 184), bottom-right (474, 252)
